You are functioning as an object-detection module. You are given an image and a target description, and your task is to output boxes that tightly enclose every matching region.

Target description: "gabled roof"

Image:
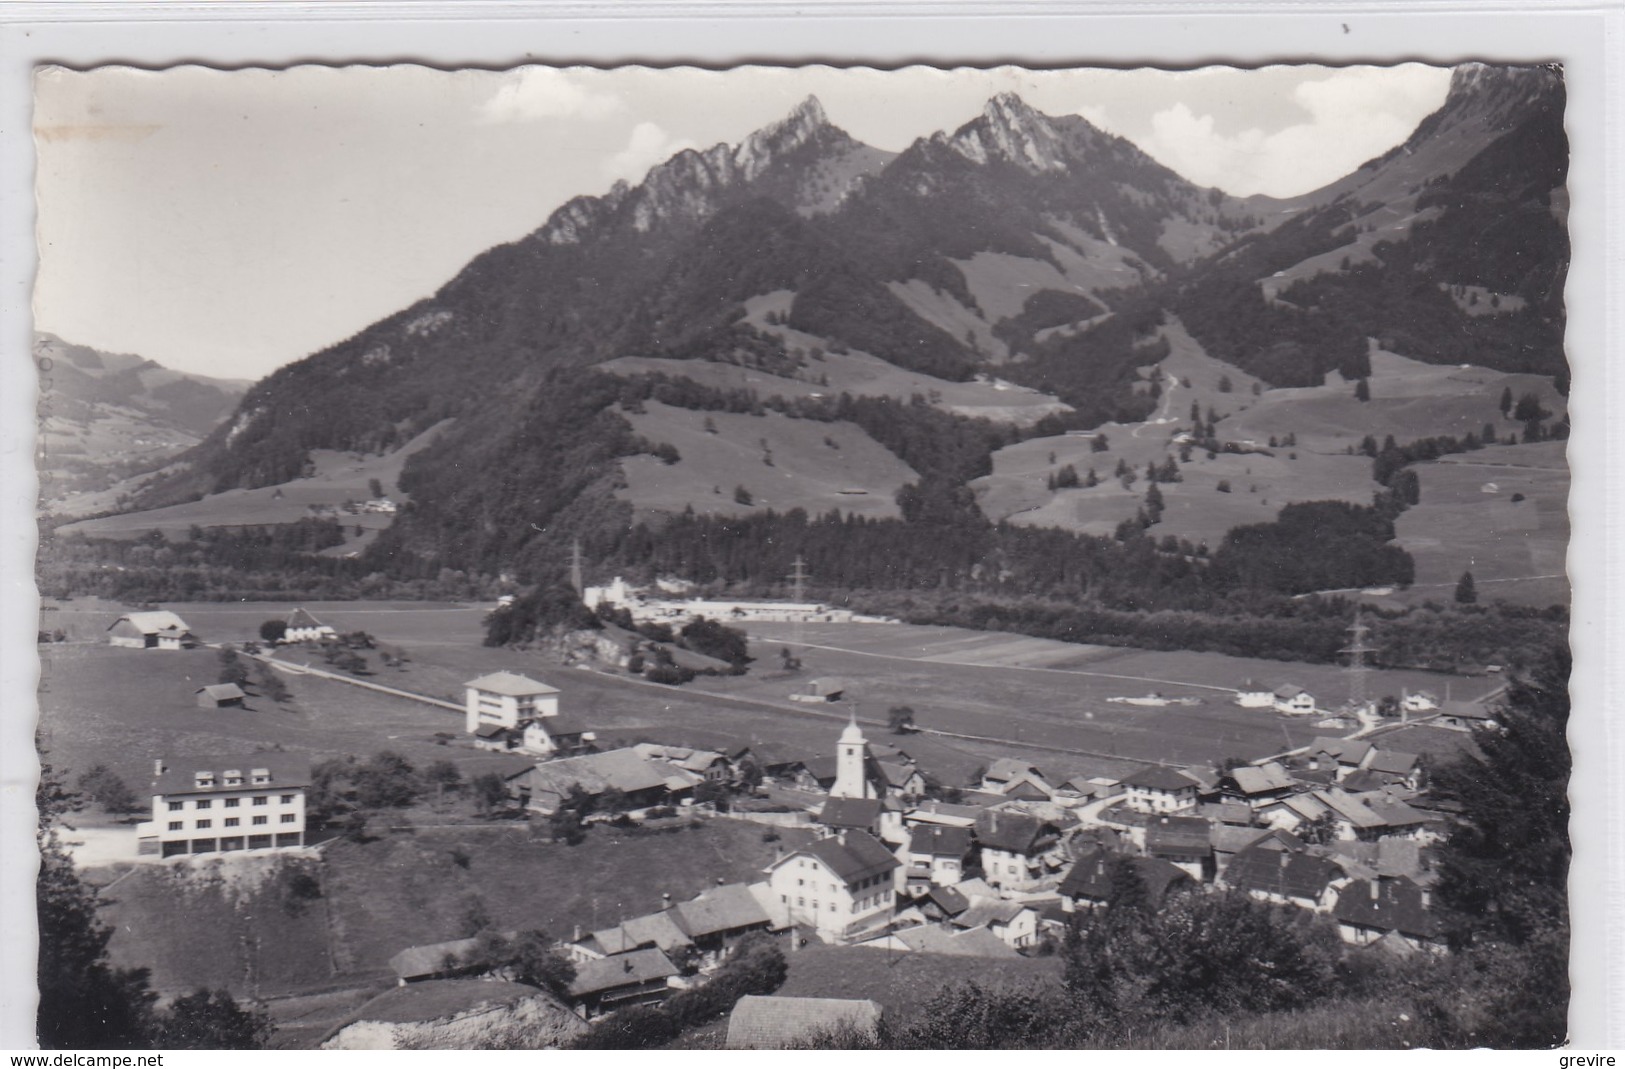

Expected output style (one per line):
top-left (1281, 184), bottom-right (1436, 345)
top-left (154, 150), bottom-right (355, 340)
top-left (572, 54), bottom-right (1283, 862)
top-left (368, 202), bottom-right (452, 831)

top-left (921, 884), bottom-right (970, 916)
top-left (1123, 764), bottom-right (1199, 792)
top-left (388, 936), bottom-right (482, 980)
top-left (154, 754), bottom-right (311, 797)
top-left (801, 755), bottom-right (839, 782)
top-left (464, 671), bottom-right (559, 697)
top-left (1439, 699), bottom-right (1493, 721)
top-left (1313, 788), bottom-right (1385, 829)
top-left (985, 758), bottom-right (1044, 784)
top-left (1198, 802), bottom-right (1254, 826)
top-left (1274, 684), bottom-right (1309, 699)
top-left (793, 831), bottom-right (901, 884)
top-left (1333, 877), bottom-right (1440, 938)
top-left (888, 925), bottom-right (1019, 958)
top-left (109, 610), bottom-right (190, 635)
top-left (673, 883), bottom-right (772, 938)
top-left (909, 824), bottom-right (972, 857)
top-left (974, 811), bottom-right (1059, 855)
top-left (905, 801), bottom-right (984, 828)
top-left (952, 900), bottom-right (1031, 930)
top-left (335, 979), bottom-right (551, 1030)
top-left (1210, 825), bottom-right (1274, 855)
top-left (584, 911), bottom-right (693, 956)
top-left (1059, 849), bottom-right (1192, 904)
top-left (530, 714), bottom-right (587, 738)
top-left (1340, 768), bottom-right (1389, 793)
top-left (568, 948), bottom-right (678, 997)
top-left (878, 761), bottom-right (921, 789)
top-left (474, 724), bottom-right (513, 740)
top-left (284, 607), bottom-right (328, 628)
top-left (1145, 815), bottom-right (1212, 859)
top-left (517, 748), bottom-right (671, 798)
top-left (1236, 679), bottom-right (1270, 692)
top-left (1308, 737), bottom-right (1372, 765)
top-left (727, 995), bottom-right (882, 1050)
top-left (196, 683), bottom-right (246, 701)
top-left (1366, 750), bottom-right (1419, 776)
top-left (1278, 793), bottom-right (1332, 822)
top-left (1229, 763), bottom-right (1297, 795)
top-left (819, 797), bottom-right (883, 830)
top-left (1002, 775), bottom-right (1056, 801)
top-left (1225, 843), bottom-right (1341, 901)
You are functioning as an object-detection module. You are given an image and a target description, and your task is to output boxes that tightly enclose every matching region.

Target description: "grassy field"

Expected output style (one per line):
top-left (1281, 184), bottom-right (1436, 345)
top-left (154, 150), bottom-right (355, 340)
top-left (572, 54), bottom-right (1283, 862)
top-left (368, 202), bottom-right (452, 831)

top-left (775, 944), bottom-right (1062, 1023)
top-left (618, 400), bottom-right (918, 521)
top-left (57, 420), bottom-right (451, 544)
top-left (94, 817), bottom-right (809, 1004)
top-left (1389, 441), bottom-right (1569, 609)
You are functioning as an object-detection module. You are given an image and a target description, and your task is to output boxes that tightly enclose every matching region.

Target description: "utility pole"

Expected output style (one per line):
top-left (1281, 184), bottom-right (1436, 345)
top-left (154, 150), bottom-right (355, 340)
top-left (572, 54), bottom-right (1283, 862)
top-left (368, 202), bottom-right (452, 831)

top-left (569, 539), bottom-right (585, 597)
top-left (1340, 609), bottom-right (1376, 715)
top-left (788, 555), bottom-right (809, 652)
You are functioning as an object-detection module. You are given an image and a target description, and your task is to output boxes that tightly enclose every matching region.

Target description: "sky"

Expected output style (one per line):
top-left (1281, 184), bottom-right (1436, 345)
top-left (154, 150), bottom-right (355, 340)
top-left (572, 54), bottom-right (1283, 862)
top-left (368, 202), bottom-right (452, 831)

top-left (32, 63), bottom-right (1453, 383)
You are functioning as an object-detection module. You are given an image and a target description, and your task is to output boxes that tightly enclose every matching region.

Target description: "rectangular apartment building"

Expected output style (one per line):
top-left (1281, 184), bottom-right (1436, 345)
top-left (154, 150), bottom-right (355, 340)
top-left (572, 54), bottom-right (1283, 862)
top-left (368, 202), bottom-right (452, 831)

top-left (139, 755), bottom-right (311, 858)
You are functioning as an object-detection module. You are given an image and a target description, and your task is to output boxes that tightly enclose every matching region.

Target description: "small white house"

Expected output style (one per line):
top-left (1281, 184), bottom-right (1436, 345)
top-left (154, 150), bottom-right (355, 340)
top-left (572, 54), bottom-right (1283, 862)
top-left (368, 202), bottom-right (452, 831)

top-left (1273, 685), bottom-right (1316, 715)
top-left (1235, 680), bottom-right (1274, 708)
top-left (107, 611), bottom-right (197, 650)
top-left (1121, 765), bottom-right (1200, 815)
top-left (1401, 691), bottom-right (1439, 715)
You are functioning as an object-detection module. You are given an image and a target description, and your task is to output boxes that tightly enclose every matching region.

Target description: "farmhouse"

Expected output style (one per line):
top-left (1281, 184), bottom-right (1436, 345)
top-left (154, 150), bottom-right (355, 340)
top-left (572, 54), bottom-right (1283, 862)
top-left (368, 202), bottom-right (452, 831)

top-left (766, 830), bottom-right (900, 942)
top-left (1220, 834), bottom-right (1344, 912)
top-left (1221, 762), bottom-right (1299, 809)
top-left (950, 900), bottom-right (1040, 949)
top-left (138, 755), bottom-right (309, 858)
top-left (1272, 685), bottom-right (1317, 715)
top-left (107, 611), bottom-right (197, 650)
top-left (974, 810), bottom-right (1064, 891)
top-left (507, 749), bottom-right (672, 814)
top-left (1235, 680), bottom-right (1274, 708)
top-left (194, 683), bottom-right (246, 709)
top-left (1121, 764), bottom-right (1200, 815)
top-left (1333, 877), bottom-right (1445, 952)
top-left (388, 935), bottom-right (489, 985)
top-left (522, 715), bottom-right (594, 758)
top-left (1437, 700), bottom-right (1497, 731)
top-left (981, 759), bottom-right (1047, 794)
top-left (567, 947), bottom-right (680, 1019)
top-left (726, 996), bottom-right (882, 1050)
top-left (1059, 849), bottom-right (1194, 912)
top-left (903, 825), bottom-right (973, 893)
top-left (1144, 814), bottom-right (1213, 881)
top-left (282, 607), bottom-right (338, 644)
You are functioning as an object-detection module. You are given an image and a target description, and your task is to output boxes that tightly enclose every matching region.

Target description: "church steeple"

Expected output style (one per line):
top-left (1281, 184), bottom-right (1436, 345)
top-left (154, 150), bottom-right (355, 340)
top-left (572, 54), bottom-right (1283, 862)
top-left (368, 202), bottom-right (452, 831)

top-left (831, 710), bottom-right (877, 800)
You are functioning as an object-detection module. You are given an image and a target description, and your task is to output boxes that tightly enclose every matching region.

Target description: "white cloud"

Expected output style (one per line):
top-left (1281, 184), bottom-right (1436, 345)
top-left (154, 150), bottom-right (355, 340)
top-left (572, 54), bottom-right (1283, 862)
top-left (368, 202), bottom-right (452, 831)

top-left (476, 68), bottom-right (622, 124)
top-left (1138, 66), bottom-right (1451, 196)
top-left (603, 121), bottom-right (697, 184)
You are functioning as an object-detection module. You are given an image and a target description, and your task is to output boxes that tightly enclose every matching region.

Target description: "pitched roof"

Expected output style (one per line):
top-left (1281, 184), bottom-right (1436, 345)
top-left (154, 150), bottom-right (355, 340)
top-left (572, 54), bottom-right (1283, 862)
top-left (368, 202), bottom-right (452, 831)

top-left (154, 754), bottom-right (311, 797)
top-left (464, 671), bottom-right (558, 697)
top-left (726, 995), bottom-right (881, 1049)
top-left (196, 683), bottom-right (246, 701)
top-left (1308, 737), bottom-right (1372, 764)
top-left (952, 900), bottom-right (1030, 930)
top-left (1236, 679), bottom-right (1270, 692)
top-left (1145, 815), bottom-right (1212, 859)
top-left (1229, 763), bottom-right (1297, 795)
top-left (1439, 699), bottom-right (1494, 721)
top-left (1198, 802), bottom-right (1254, 826)
top-left (921, 885), bottom-right (970, 916)
top-left (1312, 788), bottom-right (1386, 829)
top-left (1278, 793), bottom-right (1332, 822)
top-left (584, 910), bottom-right (695, 956)
top-left (474, 724), bottom-right (512, 740)
top-left (889, 925), bottom-right (1019, 958)
top-left (672, 883), bottom-right (772, 938)
top-left (974, 811), bottom-right (1059, 855)
top-left (878, 761), bottom-right (920, 789)
top-left (819, 797), bottom-right (883, 830)
top-left (1333, 878), bottom-right (1440, 938)
top-left (801, 755), bottom-right (839, 782)
top-left (530, 714), bottom-right (587, 738)
top-left (388, 936), bottom-right (482, 980)
top-left (909, 825), bottom-right (972, 857)
top-left (1059, 850), bottom-right (1191, 904)
top-left (284, 607), bottom-right (328, 628)
top-left (985, 758), bottom-right (1044, 784)
top-left (517, 748), bottom-right (671, 798)
top-left (1225, 843), bottom-right (1341, 901)
top-left (568, 948), bottom-right (678, 997)
top-left (795, 831), bottom-right (901, 884)
top-left (109, 610), bottom-right (191, 635)
top-left (1211, 825), bottom-right (1274, 855)
top-left (1123, 764), bottom-right (1199, 792)
top-left (1366, 750), bottom-right (1419, 776)
top-left (905, 801), bottom-right (983, 828)
top-left (1274, 684), bottom-right (1308, 699)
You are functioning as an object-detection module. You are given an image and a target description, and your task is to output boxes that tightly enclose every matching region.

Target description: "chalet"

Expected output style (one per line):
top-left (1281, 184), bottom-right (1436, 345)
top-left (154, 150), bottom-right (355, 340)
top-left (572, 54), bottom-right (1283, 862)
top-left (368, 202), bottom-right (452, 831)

top-left (107, 611), bottom-right (197, 650)
top-left (567, 948), bottom-right (680, 1019)
top-left (726, 996), bottom-right (882, 1050)
top-left (877, 761), bottom-right (928, 799)
top-left (904, 801), bottom-right (983, 831)
top-left (1303, 737), bottom-right (1373, 780)
top-left (1210, 825), bottom-right (1275, 879)
top-left (571, 910), bottom-right (693, 961)
top-left (950, 900), bottom-right (1040, 949)
top-left (1144, 814), bottom-right (1213, 881)
top-left (137, 755), bottom-right (308, 858)
top-left (1401, 691), bottom-right (1440, 715)
top-left (974, 810), bottom-right (1064, 891)
top-left (1333, 877), bottom-right (1445, 952)
top-left (1058, 849), bottom-right (1193, 912)
top-left (507, 748), bottom-right (672, 814)
top-left (1272, 685), bottom-right (1316, 715)
top-left (1364, 749), bottom-right (1423, 790)
top-left (1260, 791), bottom-right (1333, 834)
top-left (634, 744), bottom-right (731, 782)
top-left (1121, 765), bottom-right (1200, 815)
top-left (194, 683), bottom-right (246, 709)
top-left (818, 796), bottom-right (884, 839)
top-left (521, 715), bottom-right (594, 758)
top-left (464, 671), bottom-right (560, 735)
top-left (766, 830), bottom-right (900, 942)
top-left (791, 678), bottom-right (847, 703)
top-left (1197, 801), bottom-right (1254, 827)
top-left (1235, 680), bottom-right (1274, 708)
top-left (282, 607), bottom-right (338, 644)
top-left (1222, 761), bottom-right (1300, 809)
top-left (981, 759), bottom-right (1049, 795)
top-left (670, 883), bottom-right (776, 962)
top-left (915, 884), bottom-right (971, 923)
top-left (1437, 700), bottom-right (1497, 731)
top-left (1221, 836), bottom-right (1344, 912)
top-left (903, 825), bottom-right (973, 893)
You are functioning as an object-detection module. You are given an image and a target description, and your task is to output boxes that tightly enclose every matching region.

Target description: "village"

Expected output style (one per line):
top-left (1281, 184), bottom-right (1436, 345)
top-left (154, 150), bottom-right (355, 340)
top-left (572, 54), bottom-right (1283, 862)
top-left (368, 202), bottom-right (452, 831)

top-left (68, 597), bottom-right (1503, 1049)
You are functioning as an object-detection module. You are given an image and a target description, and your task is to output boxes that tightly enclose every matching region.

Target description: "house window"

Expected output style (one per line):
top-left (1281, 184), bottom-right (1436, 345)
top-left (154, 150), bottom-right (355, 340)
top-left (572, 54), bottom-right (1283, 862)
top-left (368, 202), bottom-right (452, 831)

top-left (224, 818), bottom-right (239, 828)
top-left (251, 769), bottom-right (270, 784)
top-left (224, 770), bottom-right (242, 786)
top-left (224, 798), bottom-right (239, 808)
top-left (281, 794), bottom-right (295, 804)
top-left (195, 819), bottom-right (211, 829)
top-left (252, 816), bottom-right (268, 826)
top-left (167, 801), bottom-right (183, 812)
top-left (797, 897), bottom-right (804, 907)
top-left (195, 799), bottom-right (211, 810)
top-left (167, 821), bottom-right (182, 831)
top-left (797, 878), bottom-right (803, 887)
top-left (830, 903), bottom-right (837, 912)
top-left (253, 796), bottom-right (268, 806)
top-left (781, 895), bottom-right (787, 903)
top-left (280, 814), bottom-right (296, 824)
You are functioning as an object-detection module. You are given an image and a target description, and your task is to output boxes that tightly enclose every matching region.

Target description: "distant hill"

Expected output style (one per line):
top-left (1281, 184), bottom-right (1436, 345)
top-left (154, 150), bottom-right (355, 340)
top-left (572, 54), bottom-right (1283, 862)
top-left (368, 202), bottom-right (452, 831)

top-left (36, 333), bottom-right (249, 513)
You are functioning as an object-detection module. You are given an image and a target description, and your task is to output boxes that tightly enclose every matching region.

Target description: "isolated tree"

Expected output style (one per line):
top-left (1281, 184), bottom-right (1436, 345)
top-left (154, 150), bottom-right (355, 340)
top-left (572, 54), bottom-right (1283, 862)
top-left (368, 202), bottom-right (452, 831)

top-left (1354, 377), bottom-right (1371, 402)
top-left (887, 706), bottom-right (916, 734)
top-left (76, 765), bottom-right (141, 815)
top-left (733, 485), bottom-right (753, 506)
top-left (153, 989), bottom-right (271, 1049)
top-left (368, 478), bottom-right (385, 499)
top-left (425, 759), bottom-right (463, 803)
top-left (1217, 375), bottom-right (1233, 393)
top-left (254, 662), bottom-right (291, 703)
top-left (258, 619), bottom-right (288, 643)
top-left (1091, 433), bottom-right (1110, 453)
top-left (1512, 392), bottom-right (1547, 424)
top-left (1144, 483), bottom-right (1165, 525)
top-left (216, 645), bottom-right (250, 687)
top-left (1215, 480), bottom-right (1231, 493)
top-left (1054, 464), bottom-right (1080, 489)
top-left (549, 805), bottom-right (586, 845)
top-left (1083, 467), bottom-right (1100, 488)
top-left (470, 772), bottom-right (509, 815)
top-left (353, 751), bottom-right (421, 809)
top-left (1455, 570), bottom-right (1479, 605)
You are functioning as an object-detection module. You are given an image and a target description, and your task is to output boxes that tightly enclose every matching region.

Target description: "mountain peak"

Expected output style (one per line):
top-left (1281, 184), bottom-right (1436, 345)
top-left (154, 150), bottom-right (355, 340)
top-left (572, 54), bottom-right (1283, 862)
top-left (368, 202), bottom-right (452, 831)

top-left (938, 91), bottom-right (1067, 172)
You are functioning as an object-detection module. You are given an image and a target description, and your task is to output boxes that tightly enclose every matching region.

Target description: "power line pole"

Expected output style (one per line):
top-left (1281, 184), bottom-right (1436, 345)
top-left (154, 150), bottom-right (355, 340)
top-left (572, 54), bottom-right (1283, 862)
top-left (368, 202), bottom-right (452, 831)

top-left (569, 538), bottom-right (585, 597)
top-left (788, 555), bottom-right (809, 652)
top-left (1340, 609), bottom-right (1376, 714)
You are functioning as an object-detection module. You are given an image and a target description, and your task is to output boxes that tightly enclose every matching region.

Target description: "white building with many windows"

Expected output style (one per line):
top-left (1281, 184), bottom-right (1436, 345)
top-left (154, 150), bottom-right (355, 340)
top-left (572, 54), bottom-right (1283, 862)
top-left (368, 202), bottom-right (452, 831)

top-left (766, 831), bottom-right (900, 943)
top-left (464, 672), bottom-right (561, 735)
top-left (138, 755), bottom-right (310, 858)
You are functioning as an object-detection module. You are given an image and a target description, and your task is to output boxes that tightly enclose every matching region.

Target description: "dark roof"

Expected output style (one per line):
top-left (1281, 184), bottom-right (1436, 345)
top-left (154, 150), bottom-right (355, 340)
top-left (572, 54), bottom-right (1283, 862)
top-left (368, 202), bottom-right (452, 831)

top-left (154, 754), bottom-right (311, 798)
top-left (974, 811), bottom-right (1059, 855)
top-left (1198, 802), bottom-right (1254, 826)
top-left (727, 995), bottom-right (881, 1049)
top-left (1145, 815), bottom-right (1212, 860)
top-left (568, 948), bottom-right (678, 997)
top-left (517, 748), bottom-right (670, 798)
top-left (921, 885), bottom-right (970, 916)
top-left (672, 883), bottom-right (771, 938)
top-left (819, 797), bottom-right (883, 830)
top-left (474, 724), bottom-right (512, 740)
top-left (1366, 750), bottom-right (1419, 776)
top-left (908, 825), bottom-right (972, 857)
top-left (985, 758), bottom-right (1044, 783)
top-left (1333, 878), bottom-right (1440, 938)
top-left (1059, 850), bottom-right (1192, 904)
top-left (801, 755), bottom-right (839, 782)
top-left (797, 831), bottom-right (900, 884)
top-left (1225, 843), bottom-right (1341, 901)
top-left (532, 714), bottom-right (587, 737)
top-left (1122, 764), bottom-right (1199, 792)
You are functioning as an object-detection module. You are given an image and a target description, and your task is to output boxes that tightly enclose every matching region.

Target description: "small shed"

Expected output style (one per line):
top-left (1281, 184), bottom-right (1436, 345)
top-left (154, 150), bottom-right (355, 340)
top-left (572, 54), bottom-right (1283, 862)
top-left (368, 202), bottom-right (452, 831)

top-left (791, 678), bottom-right (847, 703)
top-left (195, 683), bottom-right (247, 709)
